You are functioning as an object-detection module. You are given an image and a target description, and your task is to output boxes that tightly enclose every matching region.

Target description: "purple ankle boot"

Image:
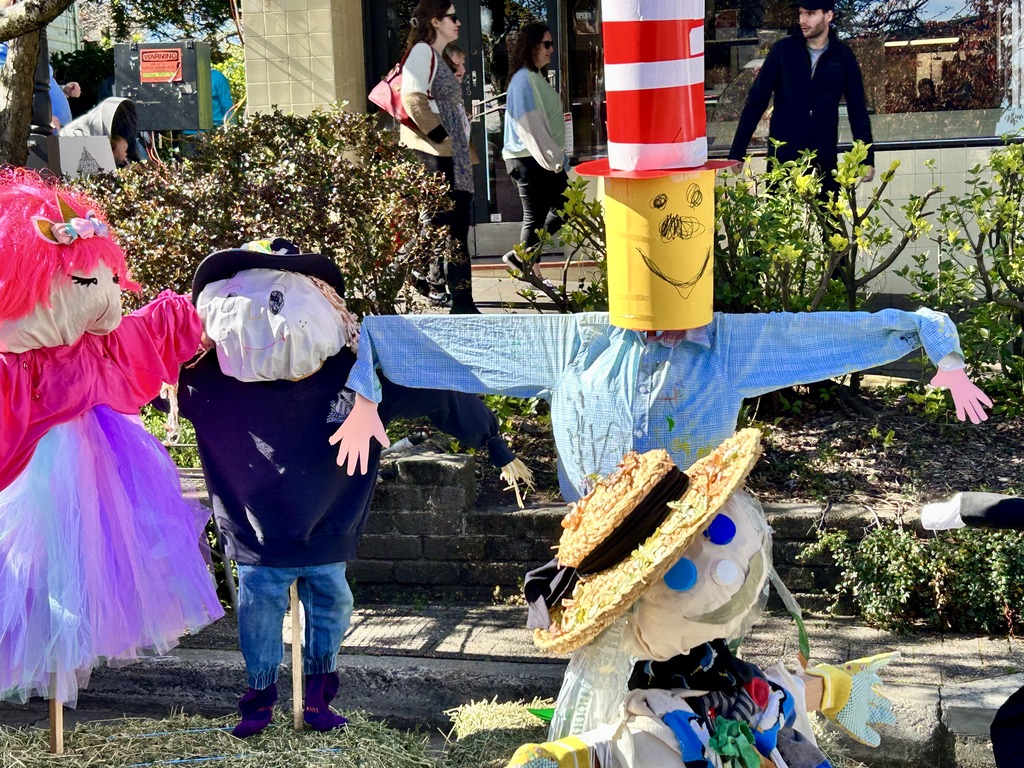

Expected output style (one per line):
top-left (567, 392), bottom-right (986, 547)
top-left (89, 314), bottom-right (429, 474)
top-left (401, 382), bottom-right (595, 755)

top-left (232, 683), bottom-right (277, 738)
top-left (303, 671), bottom-right (349, 732)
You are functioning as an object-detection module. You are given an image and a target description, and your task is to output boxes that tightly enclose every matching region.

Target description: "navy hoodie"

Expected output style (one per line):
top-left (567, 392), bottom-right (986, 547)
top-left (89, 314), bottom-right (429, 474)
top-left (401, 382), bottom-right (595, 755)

top-left (176, 349), bottom-right (514, 567)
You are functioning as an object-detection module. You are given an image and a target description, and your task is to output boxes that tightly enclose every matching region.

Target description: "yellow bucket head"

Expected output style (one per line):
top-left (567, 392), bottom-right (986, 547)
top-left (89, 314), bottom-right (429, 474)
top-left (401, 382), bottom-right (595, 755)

top-left (604, 168), bottom-right (716, 331)
top-left (576, 158), bottom-right (736, 332)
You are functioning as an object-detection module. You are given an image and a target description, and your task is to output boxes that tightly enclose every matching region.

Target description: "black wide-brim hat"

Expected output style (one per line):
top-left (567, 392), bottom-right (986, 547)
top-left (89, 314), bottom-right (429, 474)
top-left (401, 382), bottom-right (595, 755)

top-left (191, 238), bottom-right (345, 303)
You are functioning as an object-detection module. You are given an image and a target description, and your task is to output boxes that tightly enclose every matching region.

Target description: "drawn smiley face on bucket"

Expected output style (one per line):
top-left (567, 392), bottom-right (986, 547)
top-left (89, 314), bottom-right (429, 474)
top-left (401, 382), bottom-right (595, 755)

top-left (637, 185), bottom-right (710, 299)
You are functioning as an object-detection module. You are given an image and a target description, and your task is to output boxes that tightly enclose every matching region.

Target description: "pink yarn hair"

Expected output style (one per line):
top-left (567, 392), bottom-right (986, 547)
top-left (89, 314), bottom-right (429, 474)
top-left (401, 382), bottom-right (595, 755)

top-left (0, 168), bottom-right (140, 323)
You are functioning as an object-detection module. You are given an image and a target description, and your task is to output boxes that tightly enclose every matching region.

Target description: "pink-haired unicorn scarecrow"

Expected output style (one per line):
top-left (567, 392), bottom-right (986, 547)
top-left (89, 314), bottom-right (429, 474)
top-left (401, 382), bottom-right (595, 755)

top-left (0, 170), bottom-right (224, 752)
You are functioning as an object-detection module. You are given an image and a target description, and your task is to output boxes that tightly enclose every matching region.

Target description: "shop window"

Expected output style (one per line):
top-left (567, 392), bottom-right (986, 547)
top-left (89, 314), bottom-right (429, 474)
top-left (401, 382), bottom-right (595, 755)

top-left (702, 0), bottom-right (1019, 151)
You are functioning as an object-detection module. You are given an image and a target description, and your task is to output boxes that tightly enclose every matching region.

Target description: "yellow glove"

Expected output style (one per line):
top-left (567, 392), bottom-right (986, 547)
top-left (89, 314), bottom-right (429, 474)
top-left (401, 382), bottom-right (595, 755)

top-left (507, 735), bottom-right (592, 768)
top-left (806, 651), bottom-right (900, 747)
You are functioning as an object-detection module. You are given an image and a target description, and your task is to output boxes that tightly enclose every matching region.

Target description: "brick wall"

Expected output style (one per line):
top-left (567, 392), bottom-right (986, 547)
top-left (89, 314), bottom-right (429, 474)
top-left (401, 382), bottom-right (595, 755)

top-left (348, 452), bottom-right (889, 610)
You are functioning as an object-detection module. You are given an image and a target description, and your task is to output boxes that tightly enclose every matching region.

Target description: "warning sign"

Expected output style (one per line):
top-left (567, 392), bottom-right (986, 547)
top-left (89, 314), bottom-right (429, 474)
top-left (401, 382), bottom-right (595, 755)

top-left (139, 48), bottom-right (183, 83)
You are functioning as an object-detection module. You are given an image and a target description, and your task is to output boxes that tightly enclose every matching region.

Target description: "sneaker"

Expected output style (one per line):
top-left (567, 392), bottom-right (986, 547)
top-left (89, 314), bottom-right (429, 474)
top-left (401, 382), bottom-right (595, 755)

top-left (428, 291), bottom-right (452, 307)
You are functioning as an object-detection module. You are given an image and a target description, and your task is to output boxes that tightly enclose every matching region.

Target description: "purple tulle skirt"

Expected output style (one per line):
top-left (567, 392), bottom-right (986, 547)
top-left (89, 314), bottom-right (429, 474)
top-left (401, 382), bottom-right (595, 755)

top-left (0, 405), bottom-right (224, 707)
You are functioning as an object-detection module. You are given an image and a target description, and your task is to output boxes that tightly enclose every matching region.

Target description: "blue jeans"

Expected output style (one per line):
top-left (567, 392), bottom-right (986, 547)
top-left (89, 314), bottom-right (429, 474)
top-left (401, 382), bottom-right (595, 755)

top-left (236, 562), bottom-right (355, 690)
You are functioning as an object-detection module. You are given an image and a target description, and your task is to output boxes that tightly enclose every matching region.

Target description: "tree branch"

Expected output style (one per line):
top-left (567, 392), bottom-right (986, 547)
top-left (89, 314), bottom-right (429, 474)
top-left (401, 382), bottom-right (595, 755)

top-left (0, 0), bottom-right (76, 43)
top-left (856, 187), bottom-right (941, 285)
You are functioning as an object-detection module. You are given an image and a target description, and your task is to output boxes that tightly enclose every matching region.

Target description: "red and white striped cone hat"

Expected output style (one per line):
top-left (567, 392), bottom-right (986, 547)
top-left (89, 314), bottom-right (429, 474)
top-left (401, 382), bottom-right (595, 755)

top-left (603, 0), bottom-right (707, 172)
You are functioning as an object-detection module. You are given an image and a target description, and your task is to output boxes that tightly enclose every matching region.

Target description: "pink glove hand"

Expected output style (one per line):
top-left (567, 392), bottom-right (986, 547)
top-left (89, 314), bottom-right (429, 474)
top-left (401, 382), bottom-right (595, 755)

top-left (929, 368), bottom-right (993, 424)
top-left (328, 393), bottom-right (391, 475)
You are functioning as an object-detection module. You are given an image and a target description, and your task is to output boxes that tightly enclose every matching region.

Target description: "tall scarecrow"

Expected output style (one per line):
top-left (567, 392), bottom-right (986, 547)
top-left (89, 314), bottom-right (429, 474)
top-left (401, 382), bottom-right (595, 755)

top-left (329, 0), bottom-right (992, 764)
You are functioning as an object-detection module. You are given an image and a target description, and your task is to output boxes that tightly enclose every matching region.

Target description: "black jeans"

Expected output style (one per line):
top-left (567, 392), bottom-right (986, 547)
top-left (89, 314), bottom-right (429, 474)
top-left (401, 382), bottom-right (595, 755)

top-left (413, 151), bottom-right (476, 312)
top-left (506, 156), bottom-right (569, 251)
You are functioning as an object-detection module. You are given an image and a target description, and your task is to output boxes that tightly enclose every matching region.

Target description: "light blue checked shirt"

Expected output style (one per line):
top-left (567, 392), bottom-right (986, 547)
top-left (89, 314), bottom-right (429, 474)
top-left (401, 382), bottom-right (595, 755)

top-left (346, 310), bottom-right (961, 502)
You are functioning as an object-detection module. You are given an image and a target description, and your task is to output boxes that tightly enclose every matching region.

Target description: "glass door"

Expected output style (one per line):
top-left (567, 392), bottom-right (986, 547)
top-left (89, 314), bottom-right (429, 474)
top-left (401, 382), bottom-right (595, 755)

top-left (462, 0), bottom-right (560, 225)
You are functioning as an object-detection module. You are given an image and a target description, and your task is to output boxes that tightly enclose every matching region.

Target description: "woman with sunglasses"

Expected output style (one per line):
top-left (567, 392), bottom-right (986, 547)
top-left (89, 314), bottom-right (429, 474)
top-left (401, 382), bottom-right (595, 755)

top-left (400, 1), bottom-right (479, 314)
top-left (501, 22), bottom-right (570, 281)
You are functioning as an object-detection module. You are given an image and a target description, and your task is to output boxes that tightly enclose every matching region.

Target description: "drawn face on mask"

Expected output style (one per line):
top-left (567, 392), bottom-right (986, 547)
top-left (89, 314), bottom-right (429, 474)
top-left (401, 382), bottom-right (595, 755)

top-left (197, 268), bottom-right (348, 382)
top-left (0, 263), bottom-right (123, 353)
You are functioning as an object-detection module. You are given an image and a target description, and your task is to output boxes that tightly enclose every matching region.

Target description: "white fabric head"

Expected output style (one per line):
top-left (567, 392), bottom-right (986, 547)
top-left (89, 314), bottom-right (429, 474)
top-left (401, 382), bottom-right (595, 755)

top-left (0, 264), bottom-right (122, 353)
top-left (197, 268), bottom-right (349, 382)
top-left (625, 490), bottom-right (773, 660)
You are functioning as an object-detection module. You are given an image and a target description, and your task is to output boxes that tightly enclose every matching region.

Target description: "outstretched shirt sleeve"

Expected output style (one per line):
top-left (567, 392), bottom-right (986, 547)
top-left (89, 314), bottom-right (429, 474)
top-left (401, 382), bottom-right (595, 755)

top-left (379, 378), bottom-right (515, 468)
top-left (719, 308), bottom-right (962, 399)
top-left (104, 291), bottom-right (203, 393)
top-left (346, 314), bottom-right (583, 404)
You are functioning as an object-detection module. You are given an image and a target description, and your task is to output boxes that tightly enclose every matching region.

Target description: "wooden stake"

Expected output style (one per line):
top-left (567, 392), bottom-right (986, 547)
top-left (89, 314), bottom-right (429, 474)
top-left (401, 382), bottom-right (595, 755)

top-left (48, 691), bottom-right (64, 754)
top-left (290, 582), bottom-right (302, 730)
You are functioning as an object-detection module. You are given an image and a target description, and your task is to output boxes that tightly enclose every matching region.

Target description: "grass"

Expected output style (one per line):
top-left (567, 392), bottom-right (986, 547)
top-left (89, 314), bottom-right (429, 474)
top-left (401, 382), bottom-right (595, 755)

top-left (0, 699), bottom-right (876, 768)
top-left (441, 698), bottom-right (551, 768)
top-left (0, 711), bottom-right (435, 768)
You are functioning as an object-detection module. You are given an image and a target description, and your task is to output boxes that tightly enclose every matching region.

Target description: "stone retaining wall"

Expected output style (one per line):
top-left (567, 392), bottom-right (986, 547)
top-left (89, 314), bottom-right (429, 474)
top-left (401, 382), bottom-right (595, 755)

top-left (349, 453), bottom-right (896, 609)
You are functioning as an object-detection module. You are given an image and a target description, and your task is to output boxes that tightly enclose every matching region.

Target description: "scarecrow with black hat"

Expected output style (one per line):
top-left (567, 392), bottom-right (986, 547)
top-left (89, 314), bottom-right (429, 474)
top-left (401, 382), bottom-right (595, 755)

top-left (173, 238), bottom-right (528, 738)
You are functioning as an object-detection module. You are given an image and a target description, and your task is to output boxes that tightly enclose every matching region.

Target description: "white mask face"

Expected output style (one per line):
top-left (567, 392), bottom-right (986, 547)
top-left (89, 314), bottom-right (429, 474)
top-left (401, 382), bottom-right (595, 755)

top-left (626, 490), bottom-right (773, 660)
top-left (0, 264), bottom-right (123, 353)
top-left (197, 268), bottom-right (347, 382)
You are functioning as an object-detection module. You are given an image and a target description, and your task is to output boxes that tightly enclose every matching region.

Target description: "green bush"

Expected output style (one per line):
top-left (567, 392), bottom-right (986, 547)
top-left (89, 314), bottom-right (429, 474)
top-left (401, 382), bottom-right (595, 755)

top-left (716, 142), bottom-right (939, 314)
top-left (898, 140), bottom-right (1024, 412)
top-left (804, 523), bottom-right (1024, 634)
top-left (508, 143), bottom-right (937, 322)
top-left (72, 105), bottom-right (456, 317)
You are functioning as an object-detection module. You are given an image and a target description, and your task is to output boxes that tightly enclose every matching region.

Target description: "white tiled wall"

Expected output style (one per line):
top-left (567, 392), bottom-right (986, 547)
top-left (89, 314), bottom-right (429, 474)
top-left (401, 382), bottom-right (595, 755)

top-left (732, 145), bottom-right (999, 295)
top-left (867, 145), bottom-right (996, 295)
top-left (243, 0), bottom-right (365, 116)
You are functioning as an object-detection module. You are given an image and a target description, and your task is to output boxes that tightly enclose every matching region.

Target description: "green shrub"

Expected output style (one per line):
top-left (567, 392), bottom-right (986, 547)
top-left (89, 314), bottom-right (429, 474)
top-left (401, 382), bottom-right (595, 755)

top-left (898, 140), bottom-right (1024, 413)
top-left (72, 105), bottom-right (456, 317)
top-left (508, 143), bottom-right (938, 322)
top-left (717, 142), bottom-right (939, 314)
top-left (804, 523), bottom-right (1024, 634)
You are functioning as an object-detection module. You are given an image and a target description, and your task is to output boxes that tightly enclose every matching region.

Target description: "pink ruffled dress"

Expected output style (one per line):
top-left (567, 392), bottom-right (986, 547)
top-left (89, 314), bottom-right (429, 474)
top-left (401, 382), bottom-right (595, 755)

top-left (0, 292), bottom-right (224, 707)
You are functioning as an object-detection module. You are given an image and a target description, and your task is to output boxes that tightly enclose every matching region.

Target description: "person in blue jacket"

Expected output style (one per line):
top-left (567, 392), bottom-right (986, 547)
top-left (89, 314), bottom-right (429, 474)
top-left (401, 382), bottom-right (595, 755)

top-left (0, 42), bottom-right (79, 129)
top-left (210, 68), bottom-right (235, 127)
top-left (728, 0), bottom-right (875, 193)
top-left (174, 239), bottom-right (521, 737)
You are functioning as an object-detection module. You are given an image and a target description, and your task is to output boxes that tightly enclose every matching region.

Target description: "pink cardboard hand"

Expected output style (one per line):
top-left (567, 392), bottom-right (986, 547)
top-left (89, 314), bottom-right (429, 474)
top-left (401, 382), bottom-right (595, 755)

top-left (930, 368), bottom-right (993, 424)
top-left (328, 393), bottom-right (391, 475)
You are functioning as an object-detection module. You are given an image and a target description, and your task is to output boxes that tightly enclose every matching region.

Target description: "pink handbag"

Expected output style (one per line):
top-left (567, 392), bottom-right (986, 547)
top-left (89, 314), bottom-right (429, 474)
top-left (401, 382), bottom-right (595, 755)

top-left (368, 50), bottom-right (436, 131)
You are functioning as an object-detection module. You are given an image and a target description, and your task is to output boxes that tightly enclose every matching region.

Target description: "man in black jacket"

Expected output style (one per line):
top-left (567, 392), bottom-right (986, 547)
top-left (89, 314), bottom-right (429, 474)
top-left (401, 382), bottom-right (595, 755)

top-left (728, 0), bottom-right (874, 195)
